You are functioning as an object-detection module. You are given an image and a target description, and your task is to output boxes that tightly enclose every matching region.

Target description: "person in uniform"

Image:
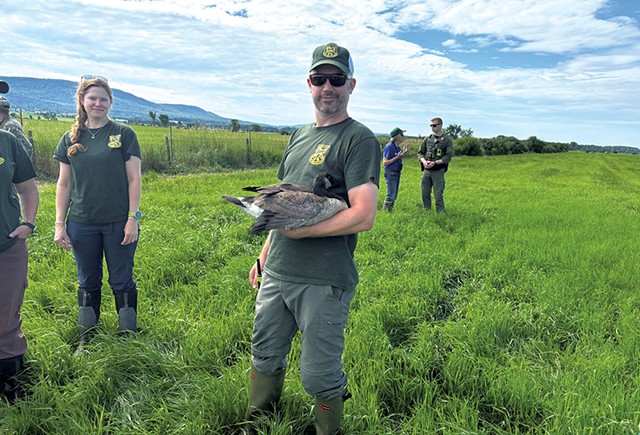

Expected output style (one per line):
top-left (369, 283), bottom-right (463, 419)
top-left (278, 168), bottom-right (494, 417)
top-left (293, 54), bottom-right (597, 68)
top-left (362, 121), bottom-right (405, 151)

top-left (0, 96), bottom-right (33, 160)
top-left (244, 43), bottom-right (381, 435)
top-left (382, 127), bottom-right (408, 212)
top-left (0, 79), bottom-right (39, 402)
top-left (418, 117), bottom-right (454, 212)
top-left (53, 75), bottom-right (142, 345)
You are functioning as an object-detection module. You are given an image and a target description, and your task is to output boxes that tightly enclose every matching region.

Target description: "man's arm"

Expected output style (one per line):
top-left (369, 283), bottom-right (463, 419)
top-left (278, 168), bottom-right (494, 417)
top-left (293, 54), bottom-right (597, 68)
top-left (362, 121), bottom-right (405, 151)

top-left (281, 180), bottom-right (378, 239)
top-left (418, 137), bottom-right (430, 168)
top-left (442, 137), bottom-right (455, 164)
top-left (9, 178), bottom-right (39, 238)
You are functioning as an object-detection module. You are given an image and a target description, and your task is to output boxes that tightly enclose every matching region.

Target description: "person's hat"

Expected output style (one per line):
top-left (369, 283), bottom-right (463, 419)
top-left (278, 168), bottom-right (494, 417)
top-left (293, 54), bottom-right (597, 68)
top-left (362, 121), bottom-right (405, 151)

top-left (0, 96), bottom-right (10, 110)
top-left (390, 127), bottom-right (406, 137)
top-left (0, 80), bottom-right (9, 94)
top-left (310, 43), bottom-right (354, 76)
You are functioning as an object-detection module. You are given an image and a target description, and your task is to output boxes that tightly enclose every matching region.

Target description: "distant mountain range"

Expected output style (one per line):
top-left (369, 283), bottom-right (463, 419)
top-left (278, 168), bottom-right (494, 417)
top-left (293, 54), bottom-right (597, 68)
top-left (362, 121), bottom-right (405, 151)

top-left (0, 76), bottom-right (290, 132)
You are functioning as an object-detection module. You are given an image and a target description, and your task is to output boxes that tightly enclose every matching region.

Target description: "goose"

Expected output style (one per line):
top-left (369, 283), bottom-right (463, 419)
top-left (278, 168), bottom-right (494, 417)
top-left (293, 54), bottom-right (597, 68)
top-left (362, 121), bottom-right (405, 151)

top-left (222, 172), bottom-right (348, 235)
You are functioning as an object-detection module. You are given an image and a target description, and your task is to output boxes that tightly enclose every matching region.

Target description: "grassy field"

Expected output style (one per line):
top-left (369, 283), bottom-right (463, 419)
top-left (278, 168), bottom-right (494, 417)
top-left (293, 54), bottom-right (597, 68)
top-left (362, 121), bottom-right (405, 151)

top-left (1, 152), bottom-right (639, 434)
top-left (21, 119), bottom-right (291, 179)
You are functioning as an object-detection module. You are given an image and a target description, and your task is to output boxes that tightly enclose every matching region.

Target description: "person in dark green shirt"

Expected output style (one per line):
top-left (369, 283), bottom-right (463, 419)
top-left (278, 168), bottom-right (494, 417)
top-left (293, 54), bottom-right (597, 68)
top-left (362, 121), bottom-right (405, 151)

top-left (0, 79), bottom-right (39, 403)
top-left (0, 96), bottom-right (33, 160)
top-left (53, 76), bottom-right (142, 347)
top-left (244, 43), bottom-right (381, 435)
top-left (418, 117), bottom-right (454, 212)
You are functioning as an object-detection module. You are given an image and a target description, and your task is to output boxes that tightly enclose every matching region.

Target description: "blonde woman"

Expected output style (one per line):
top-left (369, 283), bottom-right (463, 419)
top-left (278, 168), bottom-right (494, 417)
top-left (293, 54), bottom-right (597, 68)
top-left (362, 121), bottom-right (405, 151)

top-left (54, 76), bottom-right (142, 344)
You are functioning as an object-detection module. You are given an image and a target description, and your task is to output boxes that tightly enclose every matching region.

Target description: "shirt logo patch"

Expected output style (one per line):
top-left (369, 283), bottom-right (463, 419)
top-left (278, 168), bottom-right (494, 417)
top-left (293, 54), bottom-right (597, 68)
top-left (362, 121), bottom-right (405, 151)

top-left (0, 157), bottom-right (4, 165)
top-left (309, 144), bottom-right (330, 165)
top-left (108, 135), bottom-right (122, 148)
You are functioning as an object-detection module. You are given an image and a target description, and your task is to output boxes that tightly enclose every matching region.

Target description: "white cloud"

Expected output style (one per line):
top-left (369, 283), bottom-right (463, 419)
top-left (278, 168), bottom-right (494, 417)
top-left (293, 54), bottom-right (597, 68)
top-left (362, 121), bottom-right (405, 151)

top-left (1, 0), bottom-right (639, 146)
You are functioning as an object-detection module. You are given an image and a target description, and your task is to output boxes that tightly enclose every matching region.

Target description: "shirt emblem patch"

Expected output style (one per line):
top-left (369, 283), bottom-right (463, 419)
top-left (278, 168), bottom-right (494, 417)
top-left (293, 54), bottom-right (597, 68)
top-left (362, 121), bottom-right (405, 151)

top-left (108, 135), bottom-right (122, 148)
top-left (0, 157), bottom-right (4, 165)
top-left (309, 144), bottom-right (330, 165)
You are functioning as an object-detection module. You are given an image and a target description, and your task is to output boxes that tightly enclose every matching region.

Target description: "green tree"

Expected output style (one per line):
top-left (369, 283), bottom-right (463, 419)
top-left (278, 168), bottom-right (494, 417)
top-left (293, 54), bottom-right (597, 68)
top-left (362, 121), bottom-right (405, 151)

top-left (149, 111), bottom-right (157, 126)
top-left (158, 114), bottom-right (170, 127)
top-left (527, 136), bottom-right (545, 153)
top-left (249, 123), bottom-right (262, 132)
top-left (444, 123), bottom-right (473, 140)
top-left (454, 136), bottom-right (483, 156)
top-left (229, 119), bottom-right (241, 132)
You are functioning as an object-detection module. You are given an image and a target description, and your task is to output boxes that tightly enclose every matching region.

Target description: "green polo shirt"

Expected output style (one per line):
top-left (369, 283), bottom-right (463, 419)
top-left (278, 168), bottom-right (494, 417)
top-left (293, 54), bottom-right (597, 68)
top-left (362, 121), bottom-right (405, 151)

top-left (54, 121), bottom-right (141, 224)
top-left (0, 130), bottom-right (36, 253)
top-left (264, 117), bottom-right (381, 289)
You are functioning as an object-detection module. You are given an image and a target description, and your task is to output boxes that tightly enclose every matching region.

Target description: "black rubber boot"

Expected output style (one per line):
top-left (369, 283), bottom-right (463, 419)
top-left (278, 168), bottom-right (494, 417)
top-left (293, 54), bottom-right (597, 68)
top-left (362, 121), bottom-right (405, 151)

top-left (78, 288), bottom-right (101, 336)
top-left (315, 390), bottom-right (351, 435)
top-left (243, 365), bottom-right (286, 433)
top-left (382, 201), bottom-right (394, 212)
top-left (114, 288), bottom-right (137, 333)
top-left (0, 354), bottom-right (26, 403)
top-left (74, 289), bottom-right (101, 356)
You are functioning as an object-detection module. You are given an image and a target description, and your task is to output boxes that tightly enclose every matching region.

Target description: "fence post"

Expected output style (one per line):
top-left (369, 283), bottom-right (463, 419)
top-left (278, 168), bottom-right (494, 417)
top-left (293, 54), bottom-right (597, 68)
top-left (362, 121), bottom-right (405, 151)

top-left (169, 123), bottom-right (174, 164)
top-left (246, 131), bottom-right (252, 164)
top-left (165, 136), bottom-right (172, 165)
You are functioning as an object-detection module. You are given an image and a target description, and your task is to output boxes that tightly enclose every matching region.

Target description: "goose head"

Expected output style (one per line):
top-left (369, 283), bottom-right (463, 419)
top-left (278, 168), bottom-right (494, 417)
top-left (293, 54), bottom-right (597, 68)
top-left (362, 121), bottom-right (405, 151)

top-left (312, 173), bottom-right (343, 200)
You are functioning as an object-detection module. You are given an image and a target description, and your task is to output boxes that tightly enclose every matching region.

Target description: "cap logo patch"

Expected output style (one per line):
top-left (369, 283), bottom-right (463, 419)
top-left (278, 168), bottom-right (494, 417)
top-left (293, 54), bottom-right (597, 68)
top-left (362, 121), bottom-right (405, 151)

top-left (309, 144), bottom-right (330, 165)
top-left (108, 134), bottom-right (122, 148)
top-left (323, 44), bottom-right (338, 58)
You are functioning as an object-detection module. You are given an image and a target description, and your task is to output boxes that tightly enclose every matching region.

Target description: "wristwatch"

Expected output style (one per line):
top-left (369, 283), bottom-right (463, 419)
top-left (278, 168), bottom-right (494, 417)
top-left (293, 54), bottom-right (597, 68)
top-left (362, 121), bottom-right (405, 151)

top-left (21, 221), bottom-right (36, 232)
top-left (128, 210), bottom-right (142, 220)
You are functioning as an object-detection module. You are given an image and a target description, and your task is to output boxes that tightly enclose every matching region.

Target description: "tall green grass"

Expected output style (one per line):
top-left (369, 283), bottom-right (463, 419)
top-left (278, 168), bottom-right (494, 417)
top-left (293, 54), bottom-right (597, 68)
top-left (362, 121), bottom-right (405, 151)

top-left (2, 152), bottom-right (639, 434)
top-left (22, 119), bottom-right (289, 179)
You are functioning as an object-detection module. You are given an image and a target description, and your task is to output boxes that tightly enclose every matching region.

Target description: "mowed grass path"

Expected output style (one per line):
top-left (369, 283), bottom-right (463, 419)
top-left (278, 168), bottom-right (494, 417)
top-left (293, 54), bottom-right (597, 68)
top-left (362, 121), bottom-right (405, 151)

top-left (1, 152), bottom-right (639, 434)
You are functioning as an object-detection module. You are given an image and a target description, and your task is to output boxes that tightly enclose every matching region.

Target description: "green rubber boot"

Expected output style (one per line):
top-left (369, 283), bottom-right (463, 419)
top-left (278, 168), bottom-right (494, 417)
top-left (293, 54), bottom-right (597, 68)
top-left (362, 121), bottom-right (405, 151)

top-left (315, 391), bottom-right (351, 435)
top-left (244, 365), bottom-right (286, 432)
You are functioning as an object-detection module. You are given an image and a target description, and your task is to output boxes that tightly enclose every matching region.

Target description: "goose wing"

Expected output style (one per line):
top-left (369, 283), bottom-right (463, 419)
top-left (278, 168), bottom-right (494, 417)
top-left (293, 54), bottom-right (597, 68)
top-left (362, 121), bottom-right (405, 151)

top-left (251, 192), bottom-right (346, 234)
top-left (243, 182), bottom-right (312, 195)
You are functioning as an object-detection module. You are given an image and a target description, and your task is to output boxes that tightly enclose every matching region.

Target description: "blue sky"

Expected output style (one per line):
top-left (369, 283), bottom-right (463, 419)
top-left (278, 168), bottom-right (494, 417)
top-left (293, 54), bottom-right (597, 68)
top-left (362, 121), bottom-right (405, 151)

top-left (2, 0), bottom-right (639, 147)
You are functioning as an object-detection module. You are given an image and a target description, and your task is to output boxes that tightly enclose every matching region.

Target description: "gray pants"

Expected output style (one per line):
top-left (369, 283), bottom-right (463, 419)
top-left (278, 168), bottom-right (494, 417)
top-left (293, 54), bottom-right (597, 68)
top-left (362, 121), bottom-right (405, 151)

top-left (0, 239), bottom-right (28, 360)
top-left (251, 273), bottom-right (354, 400)
top-left (421, 168), bottom-right (446, 212)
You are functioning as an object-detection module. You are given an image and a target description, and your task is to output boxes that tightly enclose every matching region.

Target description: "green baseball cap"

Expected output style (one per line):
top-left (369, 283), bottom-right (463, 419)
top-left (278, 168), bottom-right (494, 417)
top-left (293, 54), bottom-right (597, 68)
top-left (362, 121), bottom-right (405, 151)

top-left (310, 43), bottom-right (354, 76)
top-left (390, 127), bottom-right (406, 137)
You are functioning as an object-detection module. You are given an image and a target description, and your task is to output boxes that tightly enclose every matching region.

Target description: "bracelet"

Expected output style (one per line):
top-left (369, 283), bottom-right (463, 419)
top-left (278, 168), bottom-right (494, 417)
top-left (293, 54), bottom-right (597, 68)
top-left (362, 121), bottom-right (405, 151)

top-left (55, 221), bottom-right (65, 225)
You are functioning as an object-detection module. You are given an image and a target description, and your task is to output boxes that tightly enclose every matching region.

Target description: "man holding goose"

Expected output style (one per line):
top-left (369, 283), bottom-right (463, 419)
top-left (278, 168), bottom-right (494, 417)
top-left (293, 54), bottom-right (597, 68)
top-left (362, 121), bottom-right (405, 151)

top-left (244, 43), bottom-right (381, 434)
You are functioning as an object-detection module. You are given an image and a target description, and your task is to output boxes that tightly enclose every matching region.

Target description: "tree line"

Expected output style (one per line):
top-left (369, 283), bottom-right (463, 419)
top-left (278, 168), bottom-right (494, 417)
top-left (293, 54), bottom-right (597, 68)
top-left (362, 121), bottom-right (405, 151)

top-left (439, 124), bottom-right (638, 156)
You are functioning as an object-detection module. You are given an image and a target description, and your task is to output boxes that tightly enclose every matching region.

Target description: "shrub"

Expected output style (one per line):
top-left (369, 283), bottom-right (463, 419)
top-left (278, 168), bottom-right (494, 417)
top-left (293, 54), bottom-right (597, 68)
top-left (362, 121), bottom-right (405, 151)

top-left (454, 136), bottom-right (483, 156)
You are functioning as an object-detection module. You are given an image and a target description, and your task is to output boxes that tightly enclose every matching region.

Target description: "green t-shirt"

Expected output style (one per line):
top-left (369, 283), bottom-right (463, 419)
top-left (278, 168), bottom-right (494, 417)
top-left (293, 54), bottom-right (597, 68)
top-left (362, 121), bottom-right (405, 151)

top-left (54, 121), bottom-right (141, 224)
top-left (0, 130), bottom-right (36, 253)
top-left (264, 117), bottom-right (381, 289)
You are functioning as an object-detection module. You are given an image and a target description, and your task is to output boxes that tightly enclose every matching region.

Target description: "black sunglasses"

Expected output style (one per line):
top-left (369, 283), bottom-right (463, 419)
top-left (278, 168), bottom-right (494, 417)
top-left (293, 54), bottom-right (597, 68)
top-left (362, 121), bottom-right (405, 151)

top-left (309, 74), bottom-right (349, 87)
top-left (430, 124), bottom-right (440, 127)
